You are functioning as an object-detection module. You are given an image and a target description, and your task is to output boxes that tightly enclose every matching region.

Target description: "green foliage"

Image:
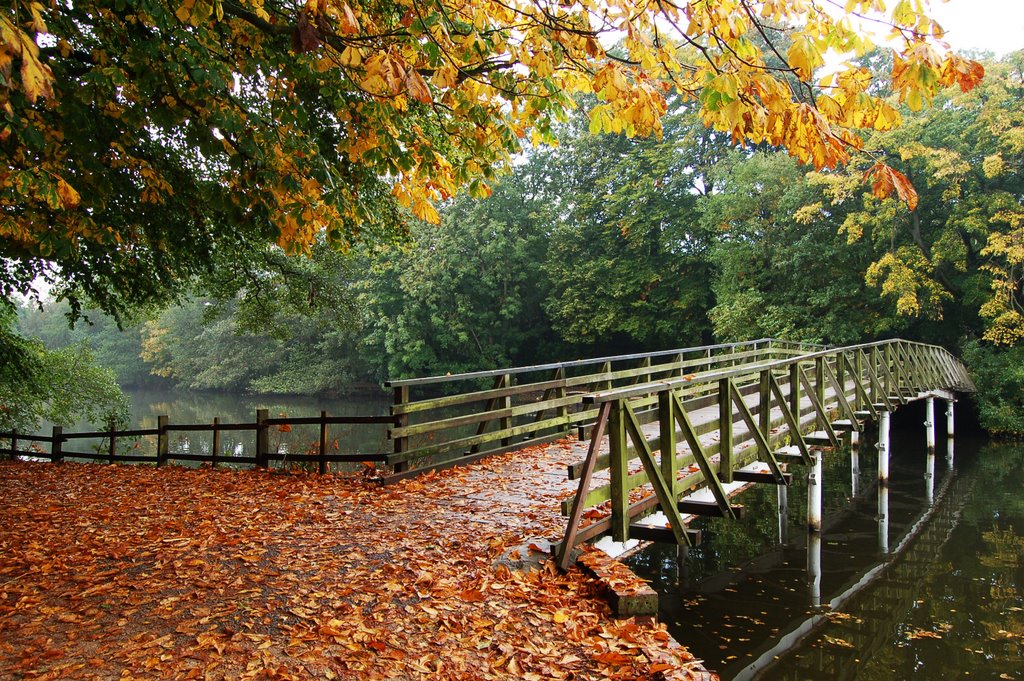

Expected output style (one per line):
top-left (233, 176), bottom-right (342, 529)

top-left (541, 104), bottom-right (719, 349)
top-left (1, 304), bottom-right (129, 432)
top-left (962, 340), bottom-right (1024, 436)
top-left (703, 152), bottom-right (894, 344)
top-left (360, 174), bottom-right (557, 380)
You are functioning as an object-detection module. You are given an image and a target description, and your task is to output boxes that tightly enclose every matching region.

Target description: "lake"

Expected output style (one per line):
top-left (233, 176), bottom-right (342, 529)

top-left (626, 411), bottom-right (1024, 680)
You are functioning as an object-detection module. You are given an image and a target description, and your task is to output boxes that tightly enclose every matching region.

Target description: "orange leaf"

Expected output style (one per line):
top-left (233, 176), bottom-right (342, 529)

top-left (459, 589), bottom-right (486, 602)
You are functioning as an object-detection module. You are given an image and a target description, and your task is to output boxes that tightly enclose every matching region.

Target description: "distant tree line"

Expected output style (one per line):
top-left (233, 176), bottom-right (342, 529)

top-left (10, 51), bottom-right (1024, 434)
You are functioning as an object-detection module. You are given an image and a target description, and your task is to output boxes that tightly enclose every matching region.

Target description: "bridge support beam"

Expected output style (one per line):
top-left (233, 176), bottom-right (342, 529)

top-left (851, 445), bottom-right (860, 497)
top-left (778, 485), bottom-right (789, 545)
top-left (808, 532), bottom-right (822, 608)
top-left (946, 400), bottom-right (955, 469)
top-left (925, 449), bottom-right (936, 507)
top-left (878, 485), bottom-right (890, 554)
top-left (807, 451), bottom-right (822, 533)
top-left (878, 410), bottom-right (890, 485)
top-left (925, 396), bottom-right (936, 454)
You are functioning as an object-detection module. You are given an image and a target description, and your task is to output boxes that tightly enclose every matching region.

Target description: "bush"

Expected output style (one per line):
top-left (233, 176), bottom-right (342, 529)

top-left (963, 340), bottom-right (1024, 436)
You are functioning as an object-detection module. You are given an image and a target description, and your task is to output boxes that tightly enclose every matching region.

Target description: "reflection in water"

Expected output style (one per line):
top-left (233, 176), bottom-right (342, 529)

top-left (628, 429), bottom-right (1024, 681)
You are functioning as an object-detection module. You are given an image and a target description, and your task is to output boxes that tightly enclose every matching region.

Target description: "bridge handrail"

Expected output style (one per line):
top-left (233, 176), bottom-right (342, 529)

top-left (384, 338), bottom-right (824, 388)
top-left (555, 337), bottom-right (974, 567)
top-left (584, 339), bottom-right (973, 404)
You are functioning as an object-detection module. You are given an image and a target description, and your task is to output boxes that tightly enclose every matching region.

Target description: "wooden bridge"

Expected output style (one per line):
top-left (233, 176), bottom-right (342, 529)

top-left (2, 338), bottom-right (974, 574)
top-left (384, 337), bottom-right (973, 569)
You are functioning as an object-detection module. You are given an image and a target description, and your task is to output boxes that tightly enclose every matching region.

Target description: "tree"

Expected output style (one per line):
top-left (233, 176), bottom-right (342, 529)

top-left (810, 50), bottom-right (1024, 348)
top-left (1, 0), bottom-right (983, 317)
top-left (702, 151), bottom-right (894, 344)
top-left (1, 303), bottom-right (129, 432)
top-left (542, 102), bottom-right (719, 349)
top-left (360, 173), bottom-right (556, 379)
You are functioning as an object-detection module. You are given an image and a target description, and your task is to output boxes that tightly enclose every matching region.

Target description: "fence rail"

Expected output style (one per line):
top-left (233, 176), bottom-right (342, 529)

top-left (1, 409), bottom-right (395, 474)
top-left (383, 338), bottom-right (825, 478)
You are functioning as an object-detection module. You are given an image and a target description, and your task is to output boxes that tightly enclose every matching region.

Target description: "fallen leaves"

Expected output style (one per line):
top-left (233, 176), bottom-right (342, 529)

top-left (0, 450), bottom-right (699, 680)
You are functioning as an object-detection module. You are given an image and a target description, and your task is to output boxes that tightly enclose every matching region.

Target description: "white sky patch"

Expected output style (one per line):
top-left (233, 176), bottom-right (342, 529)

top-left (927, 0), bottom-right (1024, 55)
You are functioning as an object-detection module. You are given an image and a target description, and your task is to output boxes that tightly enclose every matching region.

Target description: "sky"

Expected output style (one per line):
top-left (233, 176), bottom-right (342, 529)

top-left (896, 0), bottom-right (1024, 55)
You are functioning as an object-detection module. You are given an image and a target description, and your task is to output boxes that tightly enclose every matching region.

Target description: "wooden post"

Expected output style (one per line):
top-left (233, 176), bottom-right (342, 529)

top-left (658, 391), bottom-right (678, 497)
top-left (212, 417), bottom-right (221, 467)
top-left (319, 410), bottom-right (328, 475)
top-left (9, 429), bottom-right (16, 460)
top-left (554, 367), bottom-right (567, 419)
top-left (718, 378), bottom-right (733, 483)
top-left (108, 421), bottom-right (117, 464)
top-left (789, 362), bottom-right (801, 422)
top-left (854, 351), bottom-right (864, 411)
top-left (835, 353), bottom-right (846, 405)
top-left (499, 374), bottom-right (512, 446)
top-left (814, 357), bottom-right (825, 429)
top-left (869, 347), bottom-right (879, 404)
top-left (256, 408), bottom-right (269, 469)
top-left (758, 370), bottom-right (771, 458)
top-left (609, 399), bottom-right (629, 543)
top-left (51, 426), bottom-right (63, 463)
top-left (393, 385), bottom-right (409, 474)
top-left (157, 415), bottom-right (168, 467)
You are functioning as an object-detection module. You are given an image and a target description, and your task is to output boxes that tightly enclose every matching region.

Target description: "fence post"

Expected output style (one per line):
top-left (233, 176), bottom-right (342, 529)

top-left (319, 410), bottom-right (328, 475)
top-left (9, 429), bottom-right (16, 460)
top-left (157, 415), bottom-right (169, 467)
top-left (758, 370), bottom-right (771, 458)
top-left (814, 357), bottom-right (825, 430)
top-left (499, 373), bottom-right (512, 446)
top-left (789, 362), bottom-right (801, 423)
top-left (392, 386), bottom-right (409, 474)
top-left (658, 391), bottom-right (678, 497)
top-left (108, 421), bottom-right (117, 464)
top-left (212, 417), bottom-right (221, 468)
top-left (51, 426), bottom-right (63, 463)
top-left (719, 378), bottom-right (733, 483)
top-left (609, 399), bottom-right (630, 543)
top-left (256, 409), bottom-right (269, 469)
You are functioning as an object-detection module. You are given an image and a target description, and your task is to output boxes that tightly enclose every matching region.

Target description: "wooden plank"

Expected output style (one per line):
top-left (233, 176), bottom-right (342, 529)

top-left (628, 525), bottom-right (702, 545)
top-left (677, 500), bottom-right (746, 518)
top-left (389, 412), bottom-right (580, 464)
top-left (558, 402), bottom-right (612, 570)
top-left (732, 470), bottom-right (793, 485)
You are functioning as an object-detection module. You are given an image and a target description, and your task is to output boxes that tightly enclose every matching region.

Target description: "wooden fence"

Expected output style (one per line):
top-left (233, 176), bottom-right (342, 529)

top-left (383, 338), bottom-right (825, 479)
top-left (0, 409), bottom-right (394, 474)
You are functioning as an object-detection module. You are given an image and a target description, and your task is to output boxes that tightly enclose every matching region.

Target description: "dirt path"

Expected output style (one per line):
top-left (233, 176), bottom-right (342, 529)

top-left (0, 441), bottom-right (709, 680)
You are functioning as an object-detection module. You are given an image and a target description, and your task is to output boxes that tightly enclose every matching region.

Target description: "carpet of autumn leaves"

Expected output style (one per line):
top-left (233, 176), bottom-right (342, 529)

top-left (0, 444), bottom-right (707, 681)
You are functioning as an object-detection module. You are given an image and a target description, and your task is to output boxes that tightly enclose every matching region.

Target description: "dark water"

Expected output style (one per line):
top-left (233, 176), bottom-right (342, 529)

top-left (626, 420), bottom-right (1024, 681)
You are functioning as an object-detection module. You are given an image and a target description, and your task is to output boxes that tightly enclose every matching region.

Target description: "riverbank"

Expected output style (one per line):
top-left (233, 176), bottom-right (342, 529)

top-left (0, 446), bottom-right (710, 680)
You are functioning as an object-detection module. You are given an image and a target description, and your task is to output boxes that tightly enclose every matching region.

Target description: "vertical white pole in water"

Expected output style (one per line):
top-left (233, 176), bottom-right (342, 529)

top-left (925, 449), bottom-right (936, 506)
top-left (778, 484), bottom-right (789, 546)
top-left (878, 485), bottom-right (890, 554)
top-left (808, 451), bottom-right (823, 533)
top-left (808, 532), bottom-right (822, 608)
top-left (946, 400), bottom-right (955, 469)
top-left (851, 430), bottom-right (861, 497)
top-left (925, 396), bottom-right (936, 454)
top-left (878, 411), bottom-right (891, 485)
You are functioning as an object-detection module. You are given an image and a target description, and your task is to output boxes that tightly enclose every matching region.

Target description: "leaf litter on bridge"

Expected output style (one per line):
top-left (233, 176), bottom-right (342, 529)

top-left (0, 441), bottom-right (706, 680)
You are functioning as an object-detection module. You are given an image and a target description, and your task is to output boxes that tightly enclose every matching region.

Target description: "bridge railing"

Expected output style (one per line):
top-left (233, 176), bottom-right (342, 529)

top-left (382, 338), bottom-right (821, 479)
top-left (556, 339), bottom-right (974, 567)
